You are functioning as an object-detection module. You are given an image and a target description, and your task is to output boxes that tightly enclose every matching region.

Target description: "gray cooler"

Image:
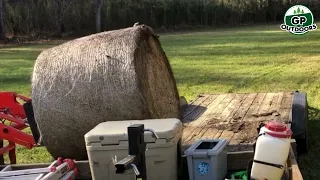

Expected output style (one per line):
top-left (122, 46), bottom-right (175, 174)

top-left (84, 118), bottom-right (182, 180)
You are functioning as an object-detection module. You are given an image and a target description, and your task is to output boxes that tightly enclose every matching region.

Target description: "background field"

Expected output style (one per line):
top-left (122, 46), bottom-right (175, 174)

top-left (3, 0), bottom-right (319, 37)
top-left (1, 24), bottom-right (320, 179)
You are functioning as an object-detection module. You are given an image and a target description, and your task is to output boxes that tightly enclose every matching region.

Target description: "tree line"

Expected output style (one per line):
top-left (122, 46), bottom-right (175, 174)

top-left (0, 0), bottom-right (319, 40)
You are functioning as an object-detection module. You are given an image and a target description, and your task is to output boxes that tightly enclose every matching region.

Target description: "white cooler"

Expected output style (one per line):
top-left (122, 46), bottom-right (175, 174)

top-left (84, 118), bottom-right (182, 180)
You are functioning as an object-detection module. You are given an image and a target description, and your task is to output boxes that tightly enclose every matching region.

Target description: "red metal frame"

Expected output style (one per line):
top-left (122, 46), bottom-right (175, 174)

top-left (0, 92), bottom-right (36, 164)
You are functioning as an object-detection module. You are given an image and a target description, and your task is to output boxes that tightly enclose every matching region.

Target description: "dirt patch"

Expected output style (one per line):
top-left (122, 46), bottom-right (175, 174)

top-left (230, 121), bottom-right (263, 143)
top-left (206, 121), bottom-right (267, 143)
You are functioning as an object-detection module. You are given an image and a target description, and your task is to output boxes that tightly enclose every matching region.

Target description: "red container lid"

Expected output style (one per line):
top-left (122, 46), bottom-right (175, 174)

top-left (264, 121), bottom-right (292, 138)
top-left (265, 121), bottom-right (287, 132)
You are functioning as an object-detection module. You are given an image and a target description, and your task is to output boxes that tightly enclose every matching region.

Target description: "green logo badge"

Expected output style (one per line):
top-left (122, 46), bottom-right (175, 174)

top-left (280, 5), bottom-right (317, 35)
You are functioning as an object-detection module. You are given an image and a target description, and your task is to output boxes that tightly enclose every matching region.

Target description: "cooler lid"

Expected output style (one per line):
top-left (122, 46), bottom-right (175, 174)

top-left (85, 118), bottom-right (182, 146)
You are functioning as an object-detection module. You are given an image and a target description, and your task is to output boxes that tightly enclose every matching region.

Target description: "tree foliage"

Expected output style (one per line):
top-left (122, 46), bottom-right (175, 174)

top-left (1, 0), bottom-right (320, 37)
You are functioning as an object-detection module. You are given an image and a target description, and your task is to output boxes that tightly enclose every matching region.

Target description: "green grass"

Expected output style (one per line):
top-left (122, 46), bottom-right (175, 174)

top-left (1, 24), bottom-right (320, 179)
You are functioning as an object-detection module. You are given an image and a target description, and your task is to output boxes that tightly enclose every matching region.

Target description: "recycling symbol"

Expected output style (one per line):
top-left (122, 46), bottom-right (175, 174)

top-left (197, 162), bottom-right (209, 176)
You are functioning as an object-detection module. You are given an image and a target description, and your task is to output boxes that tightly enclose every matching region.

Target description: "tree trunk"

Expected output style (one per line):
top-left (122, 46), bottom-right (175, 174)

top-left (95, 0), bottom-right (104, 33)
top-left (0, 0), bottom-right (5, 40)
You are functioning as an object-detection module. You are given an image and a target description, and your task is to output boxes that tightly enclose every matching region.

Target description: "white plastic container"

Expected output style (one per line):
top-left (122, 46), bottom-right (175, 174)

top-left (250, 121), bottom-right (292, 180)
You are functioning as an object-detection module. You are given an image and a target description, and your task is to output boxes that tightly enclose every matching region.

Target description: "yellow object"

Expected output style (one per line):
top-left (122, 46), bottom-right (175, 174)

top-left (137, 178), bottom-right (142, 180)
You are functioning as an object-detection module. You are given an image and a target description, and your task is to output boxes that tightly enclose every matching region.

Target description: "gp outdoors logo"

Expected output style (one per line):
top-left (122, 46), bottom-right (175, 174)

top-left (280, 5), bottom-right (317, 35)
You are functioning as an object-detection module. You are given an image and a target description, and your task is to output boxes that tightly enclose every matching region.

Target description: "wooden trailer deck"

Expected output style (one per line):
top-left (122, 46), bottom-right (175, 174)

top-left (180, 91), bottom-right (294, 151)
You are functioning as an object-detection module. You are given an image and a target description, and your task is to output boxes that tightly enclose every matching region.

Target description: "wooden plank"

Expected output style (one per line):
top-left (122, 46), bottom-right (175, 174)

top-left (182, 94), bottom-right (209, 119)
top-left (254, 93), bottom-right (276, 122)
top-left (181, 126), bottom-right (196, 143)
top-left (270, 92), bottom-right (284, 121)
top-left (279, 92), bottom-right (294, 123)
top-left (182, 94), bottom-right (220, 142)
top-left (229, 132), bottom-right (241, 145)
top-left (183, 94), bottom-right (218, 123)
top-left (213, 130), bottom-right (223, 139)
top-left (201, 128), bottom-right (219, 139)
top-left (186, 127), bottom-right (208, 143)
top-left (218, 93), bottom-right (247, 123)
top-left (187, 94), bottom-right (228, 127)
top-left (230, 93), bottom-right (257, 123)
top-left (256, 93), bottom-right (275, 114)
top-left (180, 127), bottom-right (219, 150)
top-left (183, 94), bottom-right (227, 142)
top-left (275, 92), bottom-right (285, 110)
top-left (219, 130), bottom-right (234, 142)
top-left (206, 93), bottom-right (236, 118)
top-left (285, 157), bottom-right (291, 180)
top-left (289, 147), bottom-right (304, 180)
top-left (269, 92), bottom-right (282, 112)
top-left (243, 93), bottom-right (267, 121)
top-left (278, 92), bottom-right (292, 123)
top-left (182, 94), bottom-right (219, 140)
top-left (268, 93), bottom-right (281, 121)
top-left (192, 93), bottom-right (235, 127)
top-left (283, 92), bottom-right (294, 109)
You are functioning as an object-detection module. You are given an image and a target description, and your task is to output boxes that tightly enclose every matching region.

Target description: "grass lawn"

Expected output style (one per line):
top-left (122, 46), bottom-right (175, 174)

top-left (1, 24), bottom-right (320, 179)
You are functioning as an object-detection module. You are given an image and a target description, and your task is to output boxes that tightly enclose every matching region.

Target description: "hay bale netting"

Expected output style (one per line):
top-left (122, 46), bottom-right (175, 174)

top-left (31, 25), bottom-right (180, 160)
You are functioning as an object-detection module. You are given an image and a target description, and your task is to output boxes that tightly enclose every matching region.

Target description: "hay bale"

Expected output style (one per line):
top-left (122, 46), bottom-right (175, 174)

top-left (31, 25), bottom-right (180, 160)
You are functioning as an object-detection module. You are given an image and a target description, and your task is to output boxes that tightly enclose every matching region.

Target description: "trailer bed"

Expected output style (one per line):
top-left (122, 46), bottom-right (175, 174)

top-left (178, 91), bottom-right (304, 179)
top-left (0, 91), bottom-right (304, 179)
top-left (0, 146), bottom-right (303, 180)
top-left (180, 92), bottom-right (294, 152)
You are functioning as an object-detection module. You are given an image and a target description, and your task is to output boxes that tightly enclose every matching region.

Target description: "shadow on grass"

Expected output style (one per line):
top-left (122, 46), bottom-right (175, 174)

top-left (169, 44), bottom-right (319, 58)
top-left (173, 66), bottom-right (313, 94)
top-left (297, 106), bottom-right (320, 180)
top-left (161, 31), bottom-right (317, 49)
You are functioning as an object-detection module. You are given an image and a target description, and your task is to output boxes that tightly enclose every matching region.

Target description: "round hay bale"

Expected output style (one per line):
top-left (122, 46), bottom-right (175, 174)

top-left (31, 25), bottom-right (180, 160)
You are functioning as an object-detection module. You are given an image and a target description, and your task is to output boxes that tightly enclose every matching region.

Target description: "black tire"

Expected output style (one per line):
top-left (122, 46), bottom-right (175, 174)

top-left (291, 91), bottom-right (309, 155)
top-left (296, 120), bottom-right (308, 155)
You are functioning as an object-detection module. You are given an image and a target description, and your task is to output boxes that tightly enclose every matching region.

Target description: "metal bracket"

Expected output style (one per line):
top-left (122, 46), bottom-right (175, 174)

top-left (115, 124), bottom-right (159, 180)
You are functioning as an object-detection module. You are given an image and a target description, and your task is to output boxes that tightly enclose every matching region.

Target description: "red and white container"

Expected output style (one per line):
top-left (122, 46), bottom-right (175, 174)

top-left (250, 121), bottom-right (292, 180)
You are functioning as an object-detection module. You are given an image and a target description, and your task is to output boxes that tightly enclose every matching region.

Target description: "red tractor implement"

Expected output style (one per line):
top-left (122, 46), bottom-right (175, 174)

top-left (0, 92), bottom-right (40, 164)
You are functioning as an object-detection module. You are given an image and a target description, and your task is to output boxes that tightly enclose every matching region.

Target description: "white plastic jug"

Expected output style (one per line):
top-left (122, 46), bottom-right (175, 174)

top-left (250, 121), bottom-right (292, 180)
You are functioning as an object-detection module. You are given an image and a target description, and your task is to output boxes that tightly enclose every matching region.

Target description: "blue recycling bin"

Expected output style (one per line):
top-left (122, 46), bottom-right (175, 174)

top-left (184, 139), bottom-right (228, 180)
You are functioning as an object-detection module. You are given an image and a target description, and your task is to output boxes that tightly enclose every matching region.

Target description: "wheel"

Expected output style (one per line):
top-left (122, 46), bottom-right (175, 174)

top-left (291, 91), bottom-right (309, 155)
top-left (296, 120), bottom-right (308, 155)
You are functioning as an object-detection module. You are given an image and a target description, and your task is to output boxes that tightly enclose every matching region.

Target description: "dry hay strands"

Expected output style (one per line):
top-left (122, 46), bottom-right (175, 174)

top-left (31, 25), bottom-right (180, 160)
